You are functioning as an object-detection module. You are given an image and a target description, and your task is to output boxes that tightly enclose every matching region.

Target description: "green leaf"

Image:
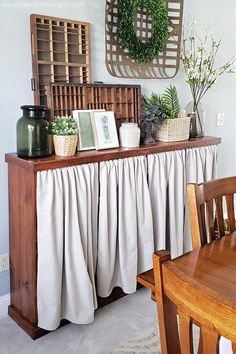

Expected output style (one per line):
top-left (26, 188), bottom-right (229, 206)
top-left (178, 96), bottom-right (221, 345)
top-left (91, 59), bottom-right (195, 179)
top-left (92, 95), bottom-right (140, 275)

top-left (51, 116), bottom-right (78, 136)
top-left (116, 0), bottom-right (169, 63)
top-left (161, 85), bottom-right (180, 118)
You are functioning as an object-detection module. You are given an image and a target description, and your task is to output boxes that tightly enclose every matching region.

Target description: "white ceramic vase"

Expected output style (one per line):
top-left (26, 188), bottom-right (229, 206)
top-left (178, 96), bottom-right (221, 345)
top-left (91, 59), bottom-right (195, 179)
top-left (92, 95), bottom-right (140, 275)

top-left (119, 123), bottom-right (140, 148)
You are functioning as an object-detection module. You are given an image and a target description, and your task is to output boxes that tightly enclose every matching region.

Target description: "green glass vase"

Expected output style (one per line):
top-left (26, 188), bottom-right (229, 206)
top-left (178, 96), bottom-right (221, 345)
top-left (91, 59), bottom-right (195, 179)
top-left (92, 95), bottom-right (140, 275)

top-left (17, 105), bottom-right (52, 158)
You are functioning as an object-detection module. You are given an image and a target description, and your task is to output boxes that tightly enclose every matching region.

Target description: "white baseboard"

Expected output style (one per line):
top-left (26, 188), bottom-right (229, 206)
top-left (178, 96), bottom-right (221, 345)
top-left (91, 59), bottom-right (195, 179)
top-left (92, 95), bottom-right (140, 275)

top-left (0, 294), bottom-right (10, 319)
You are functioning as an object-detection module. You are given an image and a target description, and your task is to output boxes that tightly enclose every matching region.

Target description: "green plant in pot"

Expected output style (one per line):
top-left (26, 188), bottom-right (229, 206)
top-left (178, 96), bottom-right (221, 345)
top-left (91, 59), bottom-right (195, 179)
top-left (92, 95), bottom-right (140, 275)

top-left (51, 116), bottom-right (79, 157)
top-left (139, 104), bottom-right (167, 144)
top-left (141, 86), bottom-right (191, 142)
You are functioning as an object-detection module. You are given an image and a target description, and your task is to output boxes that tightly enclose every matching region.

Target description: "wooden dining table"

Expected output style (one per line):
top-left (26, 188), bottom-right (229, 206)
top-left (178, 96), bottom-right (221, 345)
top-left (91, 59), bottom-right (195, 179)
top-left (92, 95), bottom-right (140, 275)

top-left (158, 231), bottom-right (236, 352)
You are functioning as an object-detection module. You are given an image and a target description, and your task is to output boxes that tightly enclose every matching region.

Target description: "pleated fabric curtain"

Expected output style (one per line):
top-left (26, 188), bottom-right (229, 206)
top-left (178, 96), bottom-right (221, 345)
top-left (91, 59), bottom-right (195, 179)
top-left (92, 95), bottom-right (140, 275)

top-left (148, 150), bottom-right (186, 259)
top-left (36, 145), bottom-right (218, 329)
top-left (183, 145), bottom-right (218, 252)
top-left (36, 164), bottom-right (98, 330)
top-left (185, 145), bottom-right (217, 183)
top-left (147, 145), bottom-right (218, 257)
top-left (96, 156), bottom-right (154, 297)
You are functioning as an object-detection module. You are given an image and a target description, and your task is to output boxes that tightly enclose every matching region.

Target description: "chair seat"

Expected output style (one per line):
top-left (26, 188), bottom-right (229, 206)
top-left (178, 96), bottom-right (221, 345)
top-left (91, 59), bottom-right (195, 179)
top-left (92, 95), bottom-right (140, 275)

top-left (136, 269), bottom-right (154, 290)
top-left (137, 269), bottom-right (156, 301)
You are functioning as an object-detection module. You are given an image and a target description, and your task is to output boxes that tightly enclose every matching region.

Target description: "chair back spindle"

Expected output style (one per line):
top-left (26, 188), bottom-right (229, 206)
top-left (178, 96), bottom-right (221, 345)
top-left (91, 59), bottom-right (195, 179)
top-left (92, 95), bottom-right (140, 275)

top-left (187, 177), bottom-right (236, 247)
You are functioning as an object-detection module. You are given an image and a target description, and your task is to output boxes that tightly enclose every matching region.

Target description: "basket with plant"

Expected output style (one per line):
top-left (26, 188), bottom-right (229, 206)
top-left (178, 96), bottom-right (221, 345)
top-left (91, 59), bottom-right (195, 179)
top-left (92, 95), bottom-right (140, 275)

top-left (51, 116), bottom-right (79, 156)
top-left (141, 85), bottom-right (191, 142)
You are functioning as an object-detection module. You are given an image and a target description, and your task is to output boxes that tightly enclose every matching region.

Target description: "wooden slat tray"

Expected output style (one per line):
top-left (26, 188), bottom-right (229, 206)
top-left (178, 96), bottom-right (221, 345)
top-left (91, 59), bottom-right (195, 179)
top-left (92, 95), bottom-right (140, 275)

top-left (45, 83), bottom-right (141, 126)
top-left (31, 14), bottom-right (91, 106)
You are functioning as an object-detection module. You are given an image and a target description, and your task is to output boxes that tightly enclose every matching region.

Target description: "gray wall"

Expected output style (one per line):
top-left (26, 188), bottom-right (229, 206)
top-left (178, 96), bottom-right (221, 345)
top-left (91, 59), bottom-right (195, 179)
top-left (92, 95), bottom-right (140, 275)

top-left (0, 0), bottom-right (235, 296)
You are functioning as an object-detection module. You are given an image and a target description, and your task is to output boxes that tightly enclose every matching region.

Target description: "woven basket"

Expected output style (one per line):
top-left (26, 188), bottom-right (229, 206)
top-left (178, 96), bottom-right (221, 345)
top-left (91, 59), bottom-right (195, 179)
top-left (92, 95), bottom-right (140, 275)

top-left (53, 135), bottom-right (78, 157)
top-left (154, 117), bottom-right (191, 142)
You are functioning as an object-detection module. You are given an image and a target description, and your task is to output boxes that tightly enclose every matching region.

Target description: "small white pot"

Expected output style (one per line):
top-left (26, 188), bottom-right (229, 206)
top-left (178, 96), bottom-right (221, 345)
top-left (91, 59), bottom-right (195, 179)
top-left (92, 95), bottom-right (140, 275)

top-left (119, 123), bottom-right (140, 148)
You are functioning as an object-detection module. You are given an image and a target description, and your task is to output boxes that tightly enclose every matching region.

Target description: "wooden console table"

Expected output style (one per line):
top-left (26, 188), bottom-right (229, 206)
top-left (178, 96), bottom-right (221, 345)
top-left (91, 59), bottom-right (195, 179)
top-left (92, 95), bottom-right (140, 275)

top-left (6, 137), bottom-right (220, 172)
top-left (5, 137), bottom-right (221, 339)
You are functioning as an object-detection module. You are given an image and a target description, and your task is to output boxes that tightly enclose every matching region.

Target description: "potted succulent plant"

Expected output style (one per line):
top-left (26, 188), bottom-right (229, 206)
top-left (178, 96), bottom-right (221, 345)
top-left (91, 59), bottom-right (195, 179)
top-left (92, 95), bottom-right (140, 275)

top-left (139, 105), bottom-right (167, 144)
top-left (142, 85), bottom-right (191, 142)
top-left (51, 116), bottom-right (79, 156)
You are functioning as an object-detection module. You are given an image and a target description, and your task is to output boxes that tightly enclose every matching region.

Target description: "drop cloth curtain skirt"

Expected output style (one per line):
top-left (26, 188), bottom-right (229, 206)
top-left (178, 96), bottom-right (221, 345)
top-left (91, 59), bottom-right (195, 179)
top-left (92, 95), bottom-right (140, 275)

top-left (148, 150), bottom-right (186, 258)
top-left (96, 156), bottom-right (154, 297)
top-left (36, 146), bottom-right (218, 329)
top-left (148, 145), bottom-right (218, 258)
top-left (37, 164), bottom-right (98, 330)
top-left (183, 145), bottom-right (218, 252)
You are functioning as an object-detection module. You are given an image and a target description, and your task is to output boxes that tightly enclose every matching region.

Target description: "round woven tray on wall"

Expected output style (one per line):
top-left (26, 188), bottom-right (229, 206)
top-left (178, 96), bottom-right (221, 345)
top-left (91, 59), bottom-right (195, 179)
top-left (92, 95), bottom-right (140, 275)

top-left (154, 117), bottom-right (191, 142)
top-left (53, 135), bottom-right (78, 157)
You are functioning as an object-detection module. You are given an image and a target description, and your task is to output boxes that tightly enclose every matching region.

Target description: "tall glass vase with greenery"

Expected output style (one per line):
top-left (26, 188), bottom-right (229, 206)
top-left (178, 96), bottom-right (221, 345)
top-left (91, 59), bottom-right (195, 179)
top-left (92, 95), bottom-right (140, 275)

top-left (181, 22), bottom-right (235, 137)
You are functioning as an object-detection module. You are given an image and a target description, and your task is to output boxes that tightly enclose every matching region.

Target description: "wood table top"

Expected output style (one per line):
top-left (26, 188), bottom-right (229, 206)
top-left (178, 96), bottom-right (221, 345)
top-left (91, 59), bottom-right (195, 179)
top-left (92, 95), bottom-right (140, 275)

top-left (164, 232), bottom-right (236, 310)
top-left (163, 232), bottom-right (236, 340)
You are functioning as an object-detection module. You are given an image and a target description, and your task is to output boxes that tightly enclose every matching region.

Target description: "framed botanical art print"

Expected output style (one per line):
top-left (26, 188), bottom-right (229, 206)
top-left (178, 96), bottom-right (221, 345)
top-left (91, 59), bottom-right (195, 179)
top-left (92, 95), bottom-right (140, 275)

top-left (72, 110), bottom-right (105, 151)
top-left (92, 111), bottom-right (119, 150)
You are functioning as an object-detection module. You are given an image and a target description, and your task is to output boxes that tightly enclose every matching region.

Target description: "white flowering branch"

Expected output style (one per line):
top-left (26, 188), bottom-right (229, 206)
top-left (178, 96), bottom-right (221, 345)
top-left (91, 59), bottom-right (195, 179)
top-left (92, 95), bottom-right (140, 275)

top-left (181, 22), bottom-right (235, 111)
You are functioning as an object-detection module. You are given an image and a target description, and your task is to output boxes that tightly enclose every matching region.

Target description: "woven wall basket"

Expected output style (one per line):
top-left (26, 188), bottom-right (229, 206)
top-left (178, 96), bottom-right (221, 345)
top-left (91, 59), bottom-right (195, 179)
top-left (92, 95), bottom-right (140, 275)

top-left (154, 117), bottom-right (191, 142)
top-left (53, 135), bottom-right (78, 157)
top-left (105, 0), bottom-right (184, 79)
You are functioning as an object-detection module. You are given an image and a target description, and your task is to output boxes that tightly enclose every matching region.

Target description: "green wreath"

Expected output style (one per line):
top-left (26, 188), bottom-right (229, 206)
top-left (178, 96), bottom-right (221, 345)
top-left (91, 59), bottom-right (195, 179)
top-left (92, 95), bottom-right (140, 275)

top-left (117, 0), bottom-right (169, 64)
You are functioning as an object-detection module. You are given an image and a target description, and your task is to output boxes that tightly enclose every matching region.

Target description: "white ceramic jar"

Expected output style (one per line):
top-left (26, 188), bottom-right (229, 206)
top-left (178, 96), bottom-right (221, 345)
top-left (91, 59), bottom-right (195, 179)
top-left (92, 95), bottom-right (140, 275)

top-left (119, 123), bottom-right (141, 148)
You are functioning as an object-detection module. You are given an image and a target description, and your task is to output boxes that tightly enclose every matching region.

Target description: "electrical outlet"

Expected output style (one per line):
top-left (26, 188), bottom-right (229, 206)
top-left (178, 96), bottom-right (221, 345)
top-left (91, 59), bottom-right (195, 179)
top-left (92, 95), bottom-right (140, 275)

top-left (216, 113), bottom-right (225, 127)
top-left (0, 254), bottom-right (9, 272)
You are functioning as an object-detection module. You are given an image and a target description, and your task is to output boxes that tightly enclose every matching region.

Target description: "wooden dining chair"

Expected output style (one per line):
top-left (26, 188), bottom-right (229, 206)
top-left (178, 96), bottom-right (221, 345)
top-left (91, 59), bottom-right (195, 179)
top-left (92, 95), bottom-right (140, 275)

top-left (137, 176), bottom-right (236, 353)
top-left (153, 250), bottom-right (236, 354)
top-left (137, 176), bottom-right (236, 292)
top-left (187, 176), bottom-right (236, 249)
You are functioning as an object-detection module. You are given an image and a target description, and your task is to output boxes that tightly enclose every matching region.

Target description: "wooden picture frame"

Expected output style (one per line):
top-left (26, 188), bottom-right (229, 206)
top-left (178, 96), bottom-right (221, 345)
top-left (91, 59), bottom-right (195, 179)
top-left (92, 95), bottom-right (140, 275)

top-left (92, 111), bottom-right (119, 150)
top-left (72, 110), bottom-right (105, 151)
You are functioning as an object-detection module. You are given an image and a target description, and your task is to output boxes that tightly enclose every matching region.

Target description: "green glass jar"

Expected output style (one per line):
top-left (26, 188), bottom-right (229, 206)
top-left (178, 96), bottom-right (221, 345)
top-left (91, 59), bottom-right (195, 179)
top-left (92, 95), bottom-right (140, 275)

top-left (17, 105), bottom-right (52, 157)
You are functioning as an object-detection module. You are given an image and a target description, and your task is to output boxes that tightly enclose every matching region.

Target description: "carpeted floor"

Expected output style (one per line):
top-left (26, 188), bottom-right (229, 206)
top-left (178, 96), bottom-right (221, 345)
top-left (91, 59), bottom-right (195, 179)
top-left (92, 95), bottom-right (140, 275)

top-left (0, 288), bottom-right (232, 354)
top-left (110, 328), bottom-right (161, 354)
top-left (110, 326), bottom-right (200, 354)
